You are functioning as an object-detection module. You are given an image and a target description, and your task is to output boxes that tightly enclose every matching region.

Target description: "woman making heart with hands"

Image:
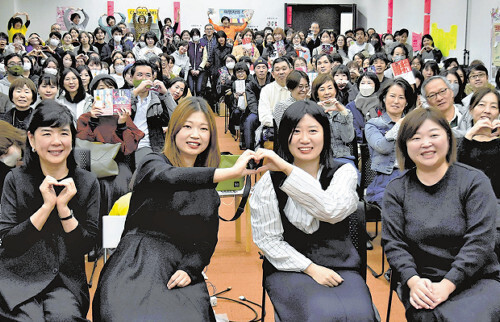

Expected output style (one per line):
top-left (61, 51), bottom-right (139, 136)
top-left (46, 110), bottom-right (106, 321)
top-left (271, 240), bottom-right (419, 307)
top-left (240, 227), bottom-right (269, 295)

top-left (0, 101), bottom-right (99, 320)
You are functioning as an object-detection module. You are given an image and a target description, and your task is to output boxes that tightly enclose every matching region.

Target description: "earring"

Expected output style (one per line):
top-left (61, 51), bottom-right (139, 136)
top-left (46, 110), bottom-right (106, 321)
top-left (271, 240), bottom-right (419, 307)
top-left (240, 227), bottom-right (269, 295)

top-left (32, 147), bottom-right (36, 152)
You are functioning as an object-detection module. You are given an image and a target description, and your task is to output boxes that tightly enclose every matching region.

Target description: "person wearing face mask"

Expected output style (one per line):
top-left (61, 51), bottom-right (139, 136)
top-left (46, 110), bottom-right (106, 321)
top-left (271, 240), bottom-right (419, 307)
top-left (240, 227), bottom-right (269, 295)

top-left (370, 33), bottom-right (384, 54)
top-left (106, 27), bottom-right (133, 60)
top-left (346, 72), bottom-right (381, 143)
top-left (21, 55), bottom-right (38, 86)
top-left (110, 57), bottom-right (126, 88)
top-left (442, 68), bottom-right (466, 104)
top-left (216, 54), bottom-right (237, 107)
top-left (0, 120), bottom-right (25, 199)
top-left (45, 31), bottom-right (65, 59)
top-left (332, 65), bottom-right (359, 106)
top-left (1, 78), bottom-right (37, 131)
top-left (0, 54), bottom-right (24, 95)
top-left (187, 28), bottom-right (208, 97)
top-left (382, 33), bottom-right (394, 57)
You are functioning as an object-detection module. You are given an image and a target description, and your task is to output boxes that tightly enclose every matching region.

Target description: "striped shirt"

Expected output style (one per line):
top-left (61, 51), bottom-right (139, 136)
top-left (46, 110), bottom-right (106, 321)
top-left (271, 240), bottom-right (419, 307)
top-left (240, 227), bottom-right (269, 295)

top-left (250, 164), bottom-right (358, 272)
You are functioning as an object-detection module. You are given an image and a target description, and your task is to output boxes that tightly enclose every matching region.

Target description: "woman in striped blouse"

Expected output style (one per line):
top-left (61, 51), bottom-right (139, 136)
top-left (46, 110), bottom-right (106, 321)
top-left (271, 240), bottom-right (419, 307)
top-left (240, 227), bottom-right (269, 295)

top-left (250, 100), bottom-right (376, 321)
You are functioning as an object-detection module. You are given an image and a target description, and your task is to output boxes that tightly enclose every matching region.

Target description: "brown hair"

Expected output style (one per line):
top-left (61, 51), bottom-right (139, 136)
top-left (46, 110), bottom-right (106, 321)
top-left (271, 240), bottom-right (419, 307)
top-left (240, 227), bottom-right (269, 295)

top-left (9, 77), bottom-right (37, 105)
top-left (396, 107), bottom-right (456, 170)
top-left (311, 73), bottom-right (339, 102)
top-left (0, 120), bottom-right (26, 155)
top-left (163, 97), bottom-right (220, 167)
top-left (272, 27), bottom-right (286, 40)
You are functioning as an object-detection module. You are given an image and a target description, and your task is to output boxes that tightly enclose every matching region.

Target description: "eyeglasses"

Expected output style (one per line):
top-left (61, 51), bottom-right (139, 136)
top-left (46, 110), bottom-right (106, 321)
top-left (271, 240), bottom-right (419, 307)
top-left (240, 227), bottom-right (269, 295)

top-left (469, 72), bottom-right (486, 80)
top-left (7, 62), bottom-right (23, 67)
top-left (426, 88), bottom-right (448, 101)
top-left (298, 84), bottom-right (310, 90)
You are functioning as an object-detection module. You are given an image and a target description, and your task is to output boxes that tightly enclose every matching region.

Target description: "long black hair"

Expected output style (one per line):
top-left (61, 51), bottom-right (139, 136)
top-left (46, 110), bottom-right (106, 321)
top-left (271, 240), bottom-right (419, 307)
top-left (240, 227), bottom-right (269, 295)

top-left (60, 67), bottom-right (86, 103)
top-left (277, 100), bottom-right (334, 169)
top-left (24, 100), bottom-right (77, 172)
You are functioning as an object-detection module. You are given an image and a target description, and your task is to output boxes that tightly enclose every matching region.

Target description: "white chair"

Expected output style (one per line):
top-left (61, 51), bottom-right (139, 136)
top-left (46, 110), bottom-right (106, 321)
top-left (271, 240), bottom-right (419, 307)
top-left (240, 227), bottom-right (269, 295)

top-left (102, 215), bottom-right (127, 263)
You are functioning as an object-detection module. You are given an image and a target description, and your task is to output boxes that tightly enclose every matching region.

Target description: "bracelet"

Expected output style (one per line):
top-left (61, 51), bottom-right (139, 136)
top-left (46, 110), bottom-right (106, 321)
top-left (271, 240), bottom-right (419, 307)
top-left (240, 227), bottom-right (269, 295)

top-left (60, 210), bottom-right (74, 221)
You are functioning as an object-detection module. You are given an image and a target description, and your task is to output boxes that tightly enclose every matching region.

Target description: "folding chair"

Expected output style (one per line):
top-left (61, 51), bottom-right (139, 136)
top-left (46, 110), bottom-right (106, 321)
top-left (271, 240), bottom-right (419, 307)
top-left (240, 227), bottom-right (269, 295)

top-left (359, 143), bottom-right (385, 278)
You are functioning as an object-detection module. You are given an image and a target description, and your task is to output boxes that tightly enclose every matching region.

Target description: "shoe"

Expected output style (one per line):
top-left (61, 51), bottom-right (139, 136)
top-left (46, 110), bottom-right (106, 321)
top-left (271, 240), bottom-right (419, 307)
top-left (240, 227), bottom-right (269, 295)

top-left (366, 240), bottom-right (373, 250)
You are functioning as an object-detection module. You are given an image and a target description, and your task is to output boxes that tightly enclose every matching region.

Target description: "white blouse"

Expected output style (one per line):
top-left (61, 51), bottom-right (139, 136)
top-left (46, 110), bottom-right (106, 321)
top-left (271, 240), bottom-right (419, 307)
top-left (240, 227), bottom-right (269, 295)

top-left (250, 164), bottom-right (358, 272)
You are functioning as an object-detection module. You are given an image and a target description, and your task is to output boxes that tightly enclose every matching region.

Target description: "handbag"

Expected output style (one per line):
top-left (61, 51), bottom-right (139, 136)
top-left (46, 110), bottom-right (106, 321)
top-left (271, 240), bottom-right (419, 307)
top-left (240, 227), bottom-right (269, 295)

top-left (75, 138), bottom-right (121, 178)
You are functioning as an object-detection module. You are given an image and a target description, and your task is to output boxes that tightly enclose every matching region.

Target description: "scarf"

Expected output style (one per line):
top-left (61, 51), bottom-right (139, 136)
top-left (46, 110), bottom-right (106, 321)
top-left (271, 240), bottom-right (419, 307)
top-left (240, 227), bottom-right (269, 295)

top-left (354, 93), bottom-right (380, 121)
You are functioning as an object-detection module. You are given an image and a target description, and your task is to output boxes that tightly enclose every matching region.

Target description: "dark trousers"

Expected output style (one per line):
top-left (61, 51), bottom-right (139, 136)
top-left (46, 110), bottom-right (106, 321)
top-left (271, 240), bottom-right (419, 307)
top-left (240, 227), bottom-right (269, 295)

top-left (187, 71), bottom-right (206, 96)
top-left (241, 112), bottom-right (260, 150)
top-left (0, 277), bottom-right (87, 321)
top-left (265, 270), bottom-right (376, 321)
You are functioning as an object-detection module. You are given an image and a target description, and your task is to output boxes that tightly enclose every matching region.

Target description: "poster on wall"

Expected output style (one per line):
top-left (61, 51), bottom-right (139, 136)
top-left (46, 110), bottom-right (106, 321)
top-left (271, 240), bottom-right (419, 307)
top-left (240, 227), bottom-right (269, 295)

top-left (127, 8), bottom-right (159, 24)
top-left (215, 9), bottom-right (254, 24)
top-left (56, 7), bottom-right (70, 31)
top-left (492, 8), bottom-right (500, 67)
top-left (266, 17), bottom-right (278, 28)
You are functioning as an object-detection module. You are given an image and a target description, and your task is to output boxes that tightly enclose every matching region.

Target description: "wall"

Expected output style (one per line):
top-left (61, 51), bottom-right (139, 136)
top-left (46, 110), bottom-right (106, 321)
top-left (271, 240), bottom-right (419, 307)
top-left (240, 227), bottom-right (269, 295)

top-left (0, 0), bottom-right (495, 73)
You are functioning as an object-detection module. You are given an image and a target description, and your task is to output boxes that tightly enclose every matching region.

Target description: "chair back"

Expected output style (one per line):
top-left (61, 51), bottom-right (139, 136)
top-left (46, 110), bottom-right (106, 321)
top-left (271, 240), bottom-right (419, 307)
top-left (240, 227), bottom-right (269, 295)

top-left (74, 147), bottom-right (90, 171)
top-left (359, 143), bottom-right (378, 192)
top-left (102, 215), bottom-right (126, 249)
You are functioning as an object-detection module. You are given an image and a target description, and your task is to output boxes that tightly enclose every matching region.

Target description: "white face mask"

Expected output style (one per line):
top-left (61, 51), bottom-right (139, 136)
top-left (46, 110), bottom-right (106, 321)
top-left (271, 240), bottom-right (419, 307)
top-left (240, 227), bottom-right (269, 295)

top-left (226, 62), bottom-right (235, 70)
top-left (49, 38), bottom-right (60, 47)
top-left (63, 60), bottom-right (72, 68)
top-left (23, 62), bottom-right (32, 71)
top-left (359, 84), bottom-right (375, 97)
top-left (114, 65), bottom-right (125, 74)
top-left (449, 83), bottom-right (459, 97)
top-left (384, 39), bottom-right (393, 45)
top-left (1, 147), bottom-right (21, 167)
top-left (126, 37), bottom-right (134, 42)
top-left (113, 35), bottom-right (122, 43)
top-left (44, 67), bottom-right (58, 75)
top-left (125, 58), bottom-right (135, 65)
top-left (192, 35), bottom-right (200, 42)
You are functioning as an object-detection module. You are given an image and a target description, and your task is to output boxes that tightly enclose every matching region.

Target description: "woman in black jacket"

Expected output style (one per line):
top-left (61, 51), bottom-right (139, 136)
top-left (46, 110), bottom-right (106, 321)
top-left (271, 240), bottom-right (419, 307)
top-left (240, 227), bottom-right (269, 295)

top-left (0, 100), bottom-right (99, 320)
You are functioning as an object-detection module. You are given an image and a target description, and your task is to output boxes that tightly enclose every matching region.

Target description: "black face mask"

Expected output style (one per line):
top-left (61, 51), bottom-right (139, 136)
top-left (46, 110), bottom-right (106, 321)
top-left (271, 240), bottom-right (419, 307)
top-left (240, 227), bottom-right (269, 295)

top-left (255, 39), bottom-right (263, 46)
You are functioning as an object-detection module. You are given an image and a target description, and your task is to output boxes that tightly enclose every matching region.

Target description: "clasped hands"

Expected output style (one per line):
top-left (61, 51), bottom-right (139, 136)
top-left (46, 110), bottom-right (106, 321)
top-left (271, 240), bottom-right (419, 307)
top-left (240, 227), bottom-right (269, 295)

top-left (407, 276), bottom-right (456, 310)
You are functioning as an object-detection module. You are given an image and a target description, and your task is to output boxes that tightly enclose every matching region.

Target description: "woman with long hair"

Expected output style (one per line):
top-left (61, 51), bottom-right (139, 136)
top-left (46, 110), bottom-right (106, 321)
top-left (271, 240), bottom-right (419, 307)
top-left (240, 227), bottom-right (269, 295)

top-left (94, 97), bottom-right (261, 321)
top-left (0, 101), bottom-right (99, 320)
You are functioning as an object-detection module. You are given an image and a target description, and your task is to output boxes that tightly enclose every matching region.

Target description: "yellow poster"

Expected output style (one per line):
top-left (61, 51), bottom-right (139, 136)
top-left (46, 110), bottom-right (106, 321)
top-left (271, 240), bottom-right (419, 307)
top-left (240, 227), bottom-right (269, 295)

top-left (127, 8), bottom-right (158, 24)
top-left (430, 23), bottom-right (457, 57)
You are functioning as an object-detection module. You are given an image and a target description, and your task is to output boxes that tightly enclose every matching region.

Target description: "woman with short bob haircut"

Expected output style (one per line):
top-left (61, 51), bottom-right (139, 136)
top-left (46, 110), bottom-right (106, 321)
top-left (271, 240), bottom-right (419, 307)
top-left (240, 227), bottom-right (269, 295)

top-left (0, 101), bottom-right (99, 320)
top-left (251, 100), bottom-right (376, 321)
top-left (94, 97), bottom-right (261, 321)
top-left (383, 107), bottom-right (500, 322)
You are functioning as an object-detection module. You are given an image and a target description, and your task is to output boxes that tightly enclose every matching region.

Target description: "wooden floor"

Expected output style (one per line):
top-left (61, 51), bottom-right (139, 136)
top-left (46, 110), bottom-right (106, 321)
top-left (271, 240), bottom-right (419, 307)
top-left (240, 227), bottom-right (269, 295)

top-left (85, 114), bottom-right (406, 321)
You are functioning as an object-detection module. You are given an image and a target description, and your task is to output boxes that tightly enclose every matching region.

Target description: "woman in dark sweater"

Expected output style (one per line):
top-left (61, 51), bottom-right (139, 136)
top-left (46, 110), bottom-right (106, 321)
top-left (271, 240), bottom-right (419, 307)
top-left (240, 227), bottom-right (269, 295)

top-left (0, 101), bottom-right (100, 320)
top-left (382, 107), bottom-right (500, 322)
top-left (93, 97), bottom-right (262, 321)
top-left (457, 88), bottom-right (500, 259)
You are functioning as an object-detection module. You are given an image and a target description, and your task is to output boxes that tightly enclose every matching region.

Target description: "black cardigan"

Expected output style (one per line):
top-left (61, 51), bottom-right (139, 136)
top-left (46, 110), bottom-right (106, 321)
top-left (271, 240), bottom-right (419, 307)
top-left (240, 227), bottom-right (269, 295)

top-left (0, 166), bottom-right (99, 311)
